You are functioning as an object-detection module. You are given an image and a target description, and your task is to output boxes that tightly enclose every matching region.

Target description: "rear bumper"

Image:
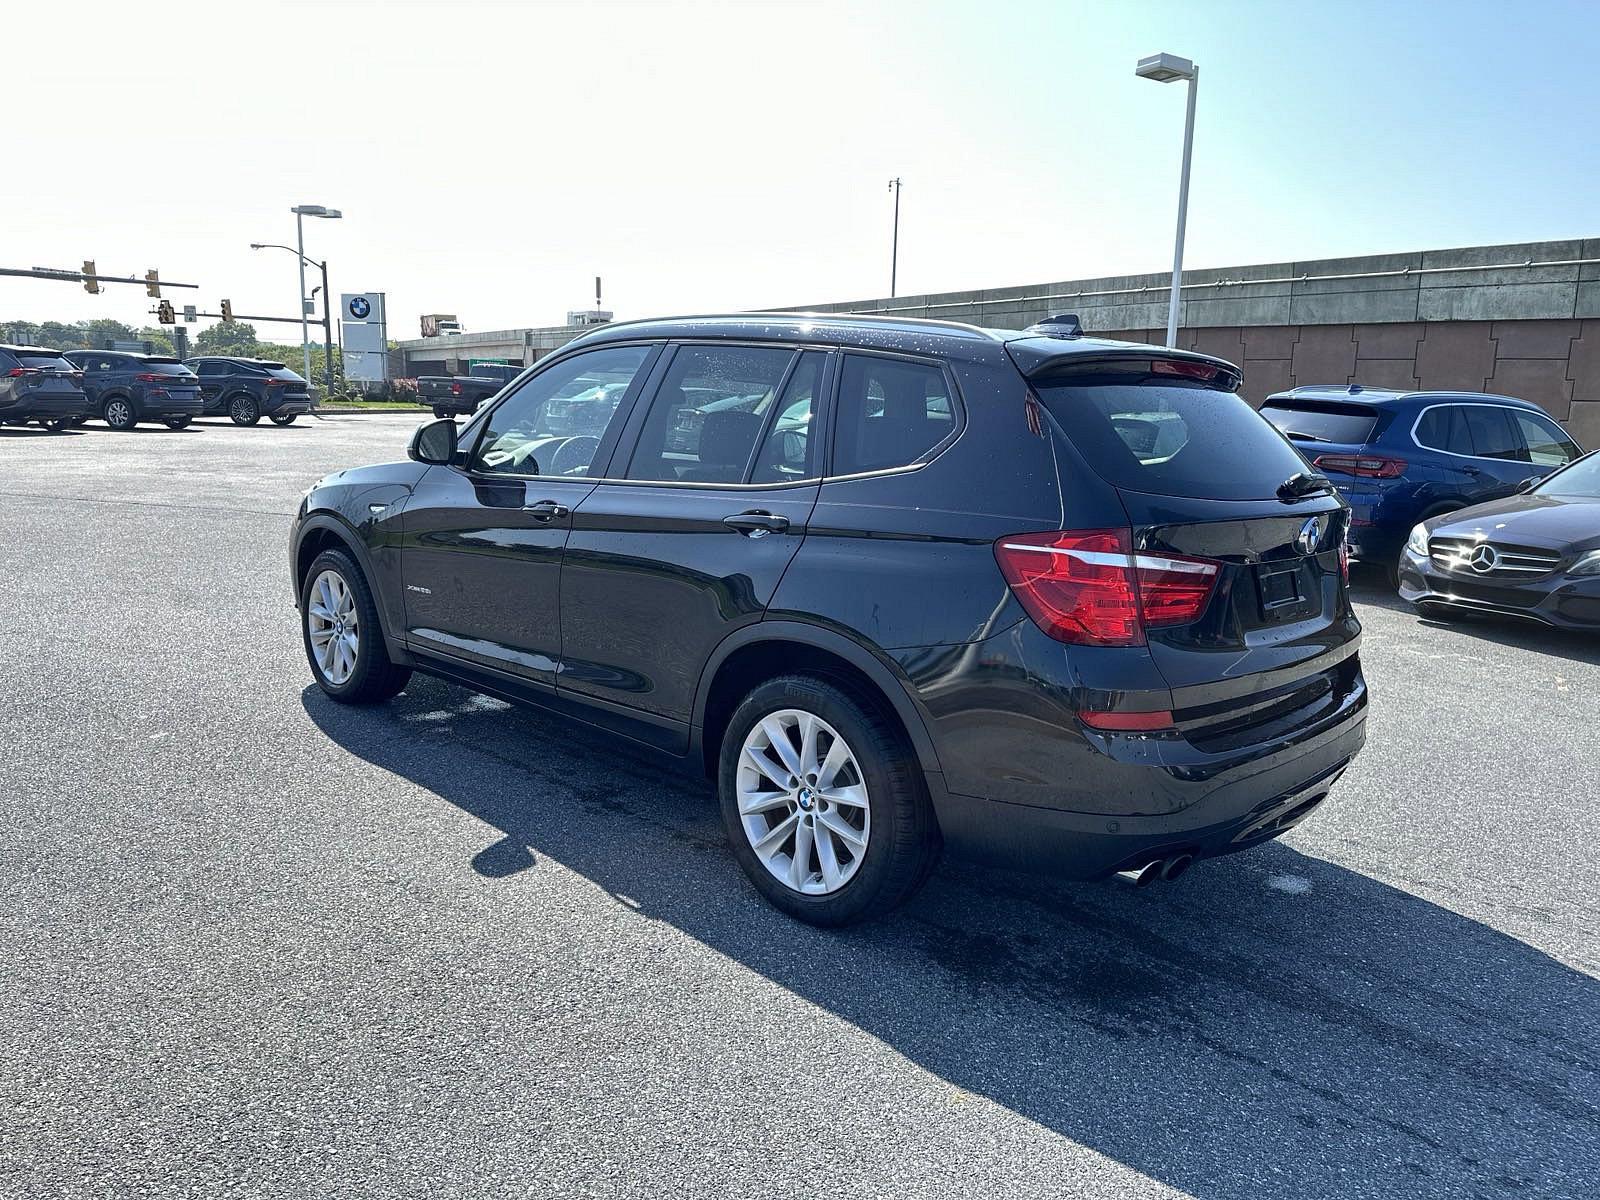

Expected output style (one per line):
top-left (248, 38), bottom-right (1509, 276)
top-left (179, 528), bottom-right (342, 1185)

top-left (265, 395), bottom-right (313, 416)
top-left (1397, 548), bottom-right (1600, 630)
top-left (135, 393), bottom-right (203, 419)
top-left (930, 691), bottom-right (1367, 878)
top-left (1, 392), bottom-right (93, 419)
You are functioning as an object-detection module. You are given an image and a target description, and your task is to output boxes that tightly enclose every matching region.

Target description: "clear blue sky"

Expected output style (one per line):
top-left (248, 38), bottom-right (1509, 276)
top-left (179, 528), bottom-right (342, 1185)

top-left (4, 0), bottom-right (1598, 336)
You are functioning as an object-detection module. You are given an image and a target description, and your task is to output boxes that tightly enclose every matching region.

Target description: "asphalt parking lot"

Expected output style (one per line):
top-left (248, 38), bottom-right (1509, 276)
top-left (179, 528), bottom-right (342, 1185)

top-left (2, 413), bottom-right (1596, 1199)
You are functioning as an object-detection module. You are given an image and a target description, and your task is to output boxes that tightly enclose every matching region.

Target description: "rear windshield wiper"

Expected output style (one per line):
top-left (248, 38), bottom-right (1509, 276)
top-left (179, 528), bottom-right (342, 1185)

top-left (1279, 429), bottom-right (1330, 443)
top-left (1278, 470), bottom-right (1334, 499)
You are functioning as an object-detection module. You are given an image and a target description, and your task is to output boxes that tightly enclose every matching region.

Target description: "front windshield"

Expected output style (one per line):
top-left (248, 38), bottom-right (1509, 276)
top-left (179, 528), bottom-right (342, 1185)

top-left (1536, 451), bottom-right (1600, 497)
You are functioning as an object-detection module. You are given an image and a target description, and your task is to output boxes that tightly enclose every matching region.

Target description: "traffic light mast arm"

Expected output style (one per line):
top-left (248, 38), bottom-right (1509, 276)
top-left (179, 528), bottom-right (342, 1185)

top-left (0, 265), bottom-right (200, 290)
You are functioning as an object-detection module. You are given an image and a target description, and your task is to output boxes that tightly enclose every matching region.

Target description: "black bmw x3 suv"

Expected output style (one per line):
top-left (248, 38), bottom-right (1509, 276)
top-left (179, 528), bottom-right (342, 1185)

top-left (291, 313), bottom-right (1368, 924)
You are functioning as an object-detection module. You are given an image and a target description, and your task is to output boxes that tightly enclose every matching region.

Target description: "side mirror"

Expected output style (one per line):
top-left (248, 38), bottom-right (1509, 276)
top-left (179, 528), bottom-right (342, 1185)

top-left (409, 417), bottom-right (458, 465)
top-left (1515, 475), bottom-right (1541, 494)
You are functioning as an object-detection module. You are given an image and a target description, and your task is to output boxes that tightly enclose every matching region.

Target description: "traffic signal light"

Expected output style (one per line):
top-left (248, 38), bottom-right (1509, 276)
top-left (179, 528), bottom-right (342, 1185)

top-left (220, 299), bottom-right (234, 323)
top-left (157, 300), bottom-right (175, 325)
top-left (83, 261), bottom-right (100, 294)
top-left (145, 269), bottom-right (161, 298)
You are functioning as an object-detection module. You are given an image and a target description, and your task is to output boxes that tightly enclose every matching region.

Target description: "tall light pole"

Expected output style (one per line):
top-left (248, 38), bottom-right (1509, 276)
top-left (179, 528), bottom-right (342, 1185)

top-left (1135, 53), bottom-right (1198, 348)
top-left (252, 242), bottom-right (336, 395)
top-left (289, 204), bottom-right (341, 387)
top-left (888, 177), bottom-right (902, 298)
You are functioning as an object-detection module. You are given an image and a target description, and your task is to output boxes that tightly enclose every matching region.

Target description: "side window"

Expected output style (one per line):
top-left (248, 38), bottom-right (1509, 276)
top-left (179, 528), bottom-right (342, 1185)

top-left (832, 355), bottom-right (956, 476)
top-left (1462, 406), bottom-right (1525, 461)
top-left (472, 345), bottom-right (652, 477)
top-left (197, 361), bottom-right (224, 377)
top-left (624, 345), bottom-right (796, 483)
top-left (750, 352), bottom-right (824, 484)
top-left (1415, 405), bottom-right (1470, 455)
top-left (1511, 411), bottom-right (1580, 467)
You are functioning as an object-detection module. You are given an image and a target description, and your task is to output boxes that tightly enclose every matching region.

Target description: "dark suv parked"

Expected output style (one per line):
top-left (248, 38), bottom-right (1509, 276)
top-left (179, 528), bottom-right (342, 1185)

top-left (62, 351), bottom-right (203, 430)
top-left (1260, 386), bottom-right (1583, 586)
top-left (186, 357), bottom-right (313, 425)
top-left (290, 314), bottom-right (1368, 924)
top-left (0, 345), bottom-right (92, 430)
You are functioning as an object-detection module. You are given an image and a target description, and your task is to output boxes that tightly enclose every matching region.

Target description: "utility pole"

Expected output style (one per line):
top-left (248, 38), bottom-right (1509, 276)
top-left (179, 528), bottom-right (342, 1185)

top-left (888, 177), bottom-right (902, 298)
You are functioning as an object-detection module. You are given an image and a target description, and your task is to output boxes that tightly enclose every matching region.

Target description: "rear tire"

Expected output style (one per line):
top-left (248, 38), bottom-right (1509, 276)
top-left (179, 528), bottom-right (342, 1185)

top-left (39, 418), bottom-right (69, 432)
top-left (102, 397), bottom-right (137, 430)
top-left (300, 549), bottom-right (411, 703)
top-left (433, 406), bottom-right (450, 419)
top-left (718, 674), bottom-right (940, 926)
top-left (229, 394), bottom-right (261, 426)
top-left (164, 416), bottom-right (192, 430)
top-left (270, 413), bottom-right (297, 426)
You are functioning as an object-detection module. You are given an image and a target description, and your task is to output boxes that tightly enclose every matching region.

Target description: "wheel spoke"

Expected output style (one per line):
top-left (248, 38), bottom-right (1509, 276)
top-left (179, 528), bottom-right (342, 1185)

top-left (814, 820), bottom-right (844, 888)
top-left (817, 738), bottom-right (852, 789)
top-left (752, 812), bottom-right (799, 858)
top-left (818, 810), bottom-right (867, 854)
top-left (743, 745), bottom-right (789, 789)
top-left (739, 788), bottom-right (791, 816)
top-left (797, 712), bottom-right (820, 779)
top-left (760, 716), bottom-right (801, 777)
top-left (824, 783), bottom-right (868, 811)
top-left (789, 820), bottom-right (814, 890)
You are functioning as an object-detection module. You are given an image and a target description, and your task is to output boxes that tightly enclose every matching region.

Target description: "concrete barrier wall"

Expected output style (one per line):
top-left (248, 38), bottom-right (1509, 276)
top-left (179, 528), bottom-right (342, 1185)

top-left (786, 238), bottom-right (1600, 443)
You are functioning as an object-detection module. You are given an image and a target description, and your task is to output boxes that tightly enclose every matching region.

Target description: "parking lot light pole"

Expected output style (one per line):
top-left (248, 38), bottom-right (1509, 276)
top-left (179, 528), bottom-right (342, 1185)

top-left (289, 205), bottom-right (341, 388)
top-left (1135, 52), bottom-right (1198, 348)
top-left (252, 243), bottom-right (336, 396)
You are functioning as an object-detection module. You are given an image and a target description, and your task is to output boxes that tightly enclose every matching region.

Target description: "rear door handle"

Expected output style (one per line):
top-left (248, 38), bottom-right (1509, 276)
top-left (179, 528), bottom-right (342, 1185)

top-left (523, 499), bottom-right (571, 521)
top-left (723, 510), bottom-right (791, 536)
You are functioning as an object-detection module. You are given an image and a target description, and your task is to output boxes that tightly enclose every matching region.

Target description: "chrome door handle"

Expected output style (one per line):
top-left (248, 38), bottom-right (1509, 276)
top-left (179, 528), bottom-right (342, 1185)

top-left (723, 510), bottom-right (790, 536)
top-left (523, 499), bottom-right (571, 521)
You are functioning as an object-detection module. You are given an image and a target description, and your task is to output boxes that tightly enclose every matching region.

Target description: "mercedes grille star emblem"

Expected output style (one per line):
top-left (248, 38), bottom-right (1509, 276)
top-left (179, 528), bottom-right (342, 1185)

top-left (1295, 517), bottom-right (1321, 556)
top-left (1469, 544), bottom-right (1499, 573)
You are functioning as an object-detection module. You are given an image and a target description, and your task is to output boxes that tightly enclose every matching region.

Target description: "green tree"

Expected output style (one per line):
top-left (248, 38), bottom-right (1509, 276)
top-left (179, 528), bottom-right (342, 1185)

top-left (37, 321), bottom-right (86, 349)
top-left (194, 321), bottom-right (258, 357)
top-left (82, 318), bottom-right (137, 349)
top-left (135, 326), bottom-right (176, 355)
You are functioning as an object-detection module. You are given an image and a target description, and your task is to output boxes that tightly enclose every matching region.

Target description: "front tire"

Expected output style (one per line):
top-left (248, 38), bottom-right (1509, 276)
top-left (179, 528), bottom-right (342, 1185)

top-left (102, 397), bottom-right (137, 430)
top-left (718, 675), bottom-right (940, 926)
top-left (270, 413), bottom-right (297, 426)
top-left (299, 549), bottom-right (411, 704)
top-left (229, 394), bottom-right (261, 426)
top-left (165, 416), bottom-right (192, 430)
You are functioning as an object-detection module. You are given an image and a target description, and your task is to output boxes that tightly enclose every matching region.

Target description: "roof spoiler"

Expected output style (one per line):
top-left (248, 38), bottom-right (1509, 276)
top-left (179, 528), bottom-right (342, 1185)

top-left (1005, 342), bottom-right (1243, 391)
top-left (1023, 313), bottom-right (1083, 339)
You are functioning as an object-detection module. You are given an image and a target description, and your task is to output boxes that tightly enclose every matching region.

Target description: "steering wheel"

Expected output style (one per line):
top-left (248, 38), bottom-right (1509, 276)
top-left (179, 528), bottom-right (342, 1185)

top-left (549, 435), bottom-right (600, 477)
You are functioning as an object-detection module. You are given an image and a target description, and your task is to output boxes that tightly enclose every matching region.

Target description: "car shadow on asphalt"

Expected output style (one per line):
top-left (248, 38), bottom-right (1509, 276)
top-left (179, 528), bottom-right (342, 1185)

top-left (302, 679), bottom-right (1598, 1198)
top-left (1350, 566), bottom-right (1600, 666)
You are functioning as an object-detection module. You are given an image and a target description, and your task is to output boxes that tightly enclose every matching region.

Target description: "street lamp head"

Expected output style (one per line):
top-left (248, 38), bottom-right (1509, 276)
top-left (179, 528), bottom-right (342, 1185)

top-left (1135, 52), bottom-right (1195, 83)
top-left (249, 243), bottom-right (264, 250)
top-left (290, 204), bottom-right (342, 219)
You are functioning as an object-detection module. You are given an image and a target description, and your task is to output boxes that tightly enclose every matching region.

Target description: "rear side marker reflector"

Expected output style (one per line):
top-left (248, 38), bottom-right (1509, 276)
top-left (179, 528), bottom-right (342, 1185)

top-left (1079, 709), bottom-right (1176, 732)
top-left (994, 529), bottom-right (1221, 646)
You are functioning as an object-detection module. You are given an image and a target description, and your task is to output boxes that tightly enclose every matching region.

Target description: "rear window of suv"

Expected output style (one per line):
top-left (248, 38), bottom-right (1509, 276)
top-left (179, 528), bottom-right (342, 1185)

top-left (1260, 403), bottom-right (1377, 446)
top-left (1033, 363), bottom-right (1311, 501)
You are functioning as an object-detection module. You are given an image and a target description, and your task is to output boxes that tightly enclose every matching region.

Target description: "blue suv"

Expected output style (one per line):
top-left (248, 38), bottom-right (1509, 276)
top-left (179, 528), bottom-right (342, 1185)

top-left (1260, 386), bottom-right (1584, 585)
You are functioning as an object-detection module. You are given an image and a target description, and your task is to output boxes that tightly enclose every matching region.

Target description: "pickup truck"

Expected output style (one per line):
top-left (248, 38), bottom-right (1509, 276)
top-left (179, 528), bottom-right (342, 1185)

top-left (416, 363), bottom-right (524, 417)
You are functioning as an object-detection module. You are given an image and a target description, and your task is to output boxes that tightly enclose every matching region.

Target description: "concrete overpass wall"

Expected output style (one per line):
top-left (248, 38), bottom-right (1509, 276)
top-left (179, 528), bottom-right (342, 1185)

top-left (395, 325), bottom-right (589, 376)
top-left (786, 239), bottom-right (1600, 444)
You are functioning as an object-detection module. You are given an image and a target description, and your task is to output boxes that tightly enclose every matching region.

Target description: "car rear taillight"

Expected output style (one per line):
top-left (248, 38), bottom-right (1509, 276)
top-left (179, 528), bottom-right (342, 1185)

top-left (994, 529), bottom-right (1221, 646)
top-left (1339, 540), bottom-right (1350, 585)
top-left (6, 367), bottom-right (40, 378)
top-left (450, 382), bottom-right (463, 395)
top-left (1313, 453), bottom-right (1406, 479)
top-left (135, 373), bottom-right (166, 383)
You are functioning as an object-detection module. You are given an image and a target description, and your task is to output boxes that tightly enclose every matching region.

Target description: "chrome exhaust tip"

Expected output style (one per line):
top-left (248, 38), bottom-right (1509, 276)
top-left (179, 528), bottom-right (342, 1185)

top-left (1159, 853), bottom-right (1195, 882)
top-left (1113, 861), bottom-right (1162, 887)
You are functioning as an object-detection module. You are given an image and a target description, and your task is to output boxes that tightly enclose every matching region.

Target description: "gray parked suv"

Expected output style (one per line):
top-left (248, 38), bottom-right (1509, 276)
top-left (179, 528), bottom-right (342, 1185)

top-left (0, 345), bottom-right (92, 430)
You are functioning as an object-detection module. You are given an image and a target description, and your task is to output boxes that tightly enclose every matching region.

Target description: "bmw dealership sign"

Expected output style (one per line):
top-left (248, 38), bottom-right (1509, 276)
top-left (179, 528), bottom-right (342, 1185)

top-left (340, 293), bottom-right (389, 383)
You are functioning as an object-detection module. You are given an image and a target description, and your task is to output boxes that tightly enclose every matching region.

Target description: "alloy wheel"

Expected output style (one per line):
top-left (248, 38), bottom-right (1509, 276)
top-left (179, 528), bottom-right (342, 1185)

top-left (105, 400), bottom-right (132, 428)
top-left (306, 569), bottom-right (360, 686)
top-left (737, 709), bottom-right (871, 895)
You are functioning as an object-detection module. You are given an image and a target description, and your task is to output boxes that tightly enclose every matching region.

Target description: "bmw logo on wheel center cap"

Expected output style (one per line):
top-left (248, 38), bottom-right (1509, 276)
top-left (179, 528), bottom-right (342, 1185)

top-left (797, 788), bottom-right (815, 810)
